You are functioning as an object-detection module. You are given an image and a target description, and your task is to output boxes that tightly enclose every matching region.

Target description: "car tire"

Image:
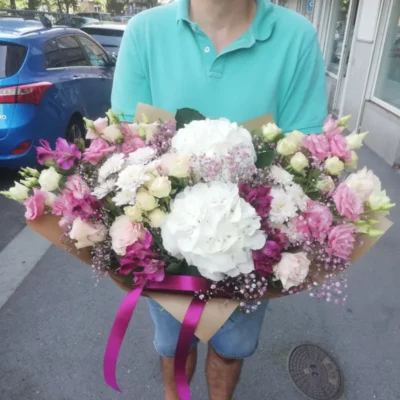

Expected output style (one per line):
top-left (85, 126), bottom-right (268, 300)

top-left (66, 116), bottom-right (85, 143)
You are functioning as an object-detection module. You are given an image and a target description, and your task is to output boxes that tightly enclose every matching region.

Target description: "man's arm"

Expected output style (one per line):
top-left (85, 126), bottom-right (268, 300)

top-left (278, 32), bottom-right (328, 134)
top-left (111, 21), bottom-right (151, 122)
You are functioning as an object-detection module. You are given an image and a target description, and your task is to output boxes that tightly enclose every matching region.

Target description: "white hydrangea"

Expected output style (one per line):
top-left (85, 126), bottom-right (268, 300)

top-left (161, 181), bottom-right (266, 281)
top-left (171, 118), bottom-right (256, 161)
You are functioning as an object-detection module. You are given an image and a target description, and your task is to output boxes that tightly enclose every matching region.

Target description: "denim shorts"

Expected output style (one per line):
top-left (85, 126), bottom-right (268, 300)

top-left (147, 298), bottom-right (268, 359)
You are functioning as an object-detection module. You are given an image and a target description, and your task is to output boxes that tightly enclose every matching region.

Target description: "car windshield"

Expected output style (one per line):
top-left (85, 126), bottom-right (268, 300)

top-left (0, 42), bottom-right (27, 78)
top-left (100, 14), bottom-right (113, 22)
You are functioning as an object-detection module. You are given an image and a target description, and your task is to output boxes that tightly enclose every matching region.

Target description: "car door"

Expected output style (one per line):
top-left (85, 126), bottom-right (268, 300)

top-left (55, 35), bottom-right (97, 118)
top-left (76, 35), bottom-right (114, 118)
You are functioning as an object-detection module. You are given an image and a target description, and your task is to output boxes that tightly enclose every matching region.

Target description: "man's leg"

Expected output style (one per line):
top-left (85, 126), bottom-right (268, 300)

top-left (206, 301), bottom-right (268, 400)
top-left (147, 298), bottom-right (200, 400)
top-left (161, 348), bottom-right (197, 400)
top-left (206, 345), bottom-right (242, 400)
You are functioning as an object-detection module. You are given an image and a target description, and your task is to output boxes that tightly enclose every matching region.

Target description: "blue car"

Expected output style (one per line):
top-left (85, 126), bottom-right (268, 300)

top-left (0, 19), bottom-right (115, 169)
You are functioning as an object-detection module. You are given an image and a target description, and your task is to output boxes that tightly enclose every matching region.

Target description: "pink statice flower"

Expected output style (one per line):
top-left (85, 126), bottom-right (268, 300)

top-left (55, 138), bottom-right (81, 170)
top-left (327, 224), bottom-right (355, 259)
top-left (83, 139), bottom-right (116, 165)
top-left (118, 230), bottom-right (165, 285)
top-left (296, 200), bottom-right (333, 243)
top-left (36, 139), bottom-right (57, 165)
top-left (323, 115), bottom-right (344, 137)
top-left (329, 134), bottom-right (351, 162)
top-left (86, 117), bottom-right (108, 139)
top-left (302, 134), bottom-right (331, 160)
top-left (332, 183), bottom-right (363, 221)
top-left (24, 189), bottom-right (47, 220)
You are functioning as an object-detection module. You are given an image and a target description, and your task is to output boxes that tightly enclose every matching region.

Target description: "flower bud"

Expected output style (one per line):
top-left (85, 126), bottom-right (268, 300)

top-left (148, 208), bottom-right (166, 228)
top-left (290, 152), bottom-right (309, 172)
top-left (345, 131), bottom-right (368, 150)
top-left (124, 205), bottom-right (143, 222)
top-left (261, 123), bottom-right (282, 142)
top-left (276, 138), bottom-right (297, 156)
top-left (324, 157), bottom-right (344, 176)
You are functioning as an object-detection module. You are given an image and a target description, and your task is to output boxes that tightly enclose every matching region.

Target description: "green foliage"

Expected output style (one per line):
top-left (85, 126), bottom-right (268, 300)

top-left (175, 108), bottom-right (206, 130)
top-left (255, 150), bottom-right (277, 169)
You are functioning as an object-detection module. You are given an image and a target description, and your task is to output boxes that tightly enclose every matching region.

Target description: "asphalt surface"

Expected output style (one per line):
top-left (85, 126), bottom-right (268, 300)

top-left (0, 146), bottom-right (399, 400)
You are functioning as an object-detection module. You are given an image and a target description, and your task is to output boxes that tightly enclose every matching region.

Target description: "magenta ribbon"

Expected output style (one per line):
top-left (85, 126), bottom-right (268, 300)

top-left (104, 275), bottom-right (209, 398)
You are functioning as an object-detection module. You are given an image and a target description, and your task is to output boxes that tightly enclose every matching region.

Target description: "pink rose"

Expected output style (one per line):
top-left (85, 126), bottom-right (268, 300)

top-left (329, 134), bottom-right (351, 162)
top-left (323, 115), bottom-right (344, 137)
top-left (302, 134), bottom-right (331, 160)
top-left (327, 224), bottom-right (355, 259)
top-left (65, 175), bottom-right (90, 200)
top-left (24, 189), bottom-right (47, 220)
top-left (332, 183), bottom-right (363, 221)
top-left (296, 200), bottom-right (333, 242)
top-left (86, 117), bottom-right (108, 139)
top-left (83, 139), bottom-right (116, 165)
top-left (133, 136), bottom-right (146, 149)
top-left (109, 215), bottom-right (144, 256)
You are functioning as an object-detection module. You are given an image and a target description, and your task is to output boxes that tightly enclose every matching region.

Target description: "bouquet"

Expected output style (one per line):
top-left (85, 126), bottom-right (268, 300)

top-left (2, 104), bottom-right (393, 398)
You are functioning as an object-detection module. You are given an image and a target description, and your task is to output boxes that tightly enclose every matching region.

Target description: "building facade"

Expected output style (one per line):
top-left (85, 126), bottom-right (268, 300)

top-left (273, 0), bottom-right (400, 167)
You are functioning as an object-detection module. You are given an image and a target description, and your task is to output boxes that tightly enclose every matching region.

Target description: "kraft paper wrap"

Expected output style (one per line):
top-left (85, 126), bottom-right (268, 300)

top-left (27, 104), bottom-right (393, 342)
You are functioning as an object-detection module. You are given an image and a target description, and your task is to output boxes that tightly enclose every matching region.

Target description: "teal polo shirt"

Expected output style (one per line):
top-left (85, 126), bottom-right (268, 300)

top-left (112, 0), bottom-right (327, 133)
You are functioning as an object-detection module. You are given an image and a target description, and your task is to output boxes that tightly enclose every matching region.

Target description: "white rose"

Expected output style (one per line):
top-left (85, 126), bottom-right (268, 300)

top-left (136, 189), bottom-right (158, 211)
top-left (345, 131), bottom-right (368, 150)
top-left (290, 152), bottom-right (309, 172)
top-left (160, 153), bottom-right (191, 178)
top-left (344, 151), bottom-right (358, 169)
top-left (109, 215), bottom-right (143, 256)
top-left (44, 192), bottom-right (57, 206)
top-left (147, 176), bottom-right (171, 198)
top-left (38, 167), bottom-right (61, 192)
top-left (261, 123), bottom-right (282, 142)
top-left (69, 217), bottom-right (107, 249)
top-left (367, 190), bottom-right (393, 211)
top-left (273, 252), bottom-right (310, 290)
top-left (148, 208), bottom-right (166, 228)
top-left (102, 124), bottom-right (123, 142)
top-left (286, 130), bottom-right (305, 147)
top-left (161, 181), bottom-right (265, 281)
top-left (316, 176), bottom-right (335, 193)
top-left (172, 119), bottom-right (256, 161)
top-left (138, 122), bottom-right (159, 141)
top-left (276, 138), bottom-right (297, 156)
top-left (124, 205), bottom-right (143, 222)
top-left (324, 157), bottom-right (344, 176)
top-left (8, 182), bottom-right (30, 202)
top-left (345, 167), bottom-right (381, 203)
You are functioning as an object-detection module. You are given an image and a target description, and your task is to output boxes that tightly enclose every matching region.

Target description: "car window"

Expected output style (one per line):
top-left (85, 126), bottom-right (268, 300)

top-left (44, 39), bottom-right (63, 69)
top-left (56, 35), bottom-right (89, 67)
top-left (0, 42), bottom-right (27, 78)
top-left (78, 36), bottom-right (109, 67)
top-left (80, 27), bottom-right (124, 38)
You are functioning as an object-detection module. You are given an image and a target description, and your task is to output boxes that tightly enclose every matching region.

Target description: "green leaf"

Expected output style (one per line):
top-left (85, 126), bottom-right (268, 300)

top-left (175, 108), bottom-right (206, 130)
top-left (166, 262), bottom-right (184, 275)
top-left (123, 274), bottom-right (134, 286)
top-left (255, 150), bottom-right (277, 168)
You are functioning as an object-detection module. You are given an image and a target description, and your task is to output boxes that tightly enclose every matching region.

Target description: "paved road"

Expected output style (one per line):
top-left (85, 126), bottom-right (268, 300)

top-left (0, 147), bottom-right (399, 400)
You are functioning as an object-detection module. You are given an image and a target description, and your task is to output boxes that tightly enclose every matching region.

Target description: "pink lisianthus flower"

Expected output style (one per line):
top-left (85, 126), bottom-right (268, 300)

top-left (239, 184), bottom-right (272, 218)
top-left (332, 183), bottom-right (364, 221)
top-left (133, 136), bottom-right (146, 149)
top-left (327, 224), bottom-right (356, 260)
top-left (120, 142), bottom-right (135, 157)
top-left (323, 115), bottom-right (344, 137)
top-left (36, 139), bottom-right (57, 165)
top-left (296, 200), bottom-right (333, 242)
top-left (55, 138), bottom-right (81, 170)
top-left (302, 134), bottom-right (331, 160)
top-left (65, 175), bottom-right (91, 200)
top-left (110, 215), bottom-right (144, 256)
top-left (83, 139), bottom-right (116, 165)
top-left (51, 190), bottom-right (74, 217)
top-left (86, 117), bottom-right (108, 139)
top-left (24, 189), bottom-right (47, 220)
top-left (329, 134), bottom-right (351, 162)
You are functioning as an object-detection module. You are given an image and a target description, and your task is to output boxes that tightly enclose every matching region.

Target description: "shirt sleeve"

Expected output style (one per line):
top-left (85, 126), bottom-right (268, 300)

top-left (111, 21), bottom-right (151, 122)
top-left (277, 33), bottom-right (328, 134)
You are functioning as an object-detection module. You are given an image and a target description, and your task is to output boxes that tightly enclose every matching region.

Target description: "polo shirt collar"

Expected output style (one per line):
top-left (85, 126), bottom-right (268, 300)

top-left (176, 0), bottom-right (276, 42)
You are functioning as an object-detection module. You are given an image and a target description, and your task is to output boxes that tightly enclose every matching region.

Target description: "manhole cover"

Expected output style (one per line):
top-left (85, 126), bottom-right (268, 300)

top-left (287, 344), bottom-right (344, 400)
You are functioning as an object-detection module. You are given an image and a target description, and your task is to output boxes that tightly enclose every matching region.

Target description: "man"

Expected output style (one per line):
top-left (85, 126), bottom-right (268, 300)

top-left (112, 0), bottom-right (327, 399)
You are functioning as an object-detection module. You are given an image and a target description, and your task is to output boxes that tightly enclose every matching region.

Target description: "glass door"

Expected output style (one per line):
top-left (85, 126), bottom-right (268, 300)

top-left (324, 0), bottom-right (359, 113)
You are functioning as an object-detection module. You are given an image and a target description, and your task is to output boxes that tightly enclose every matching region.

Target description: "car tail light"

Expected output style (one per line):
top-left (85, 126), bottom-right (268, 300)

top-left (11, 140), bottom-right (32, 155)
top-left (0, 82), bottom-right (52, 105)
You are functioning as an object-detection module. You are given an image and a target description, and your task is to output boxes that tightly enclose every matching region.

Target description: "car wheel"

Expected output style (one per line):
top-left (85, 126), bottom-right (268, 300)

top-left (66, 116), bottom-right (85, 143)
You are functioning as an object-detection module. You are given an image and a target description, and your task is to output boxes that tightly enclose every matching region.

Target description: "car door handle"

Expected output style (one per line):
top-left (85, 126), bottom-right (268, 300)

top-left (98, 75), bottom-right (106, 79)
top-left (72, 75), bottom-right (81, 80)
